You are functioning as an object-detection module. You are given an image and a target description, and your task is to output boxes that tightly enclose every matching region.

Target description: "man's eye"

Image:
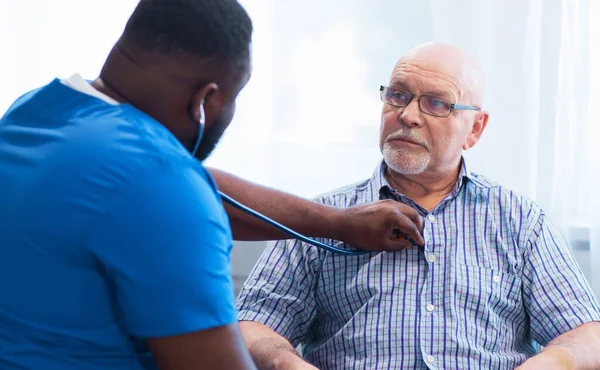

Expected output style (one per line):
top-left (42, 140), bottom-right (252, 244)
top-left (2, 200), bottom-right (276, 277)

top-left (429, 98), bottom-right (446, 108)
top-left (391, 92), bottom-right (410, 102)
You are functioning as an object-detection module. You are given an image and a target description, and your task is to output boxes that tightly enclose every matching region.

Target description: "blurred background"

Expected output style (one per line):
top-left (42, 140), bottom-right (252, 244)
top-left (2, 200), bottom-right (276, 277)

top-left (1, 0), bottom-right (598, 296)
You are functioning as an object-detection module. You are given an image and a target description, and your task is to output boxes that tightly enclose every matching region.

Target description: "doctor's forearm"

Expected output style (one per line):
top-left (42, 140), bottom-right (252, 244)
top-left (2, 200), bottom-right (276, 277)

top-left (208, 168), bottom-right (342, 241)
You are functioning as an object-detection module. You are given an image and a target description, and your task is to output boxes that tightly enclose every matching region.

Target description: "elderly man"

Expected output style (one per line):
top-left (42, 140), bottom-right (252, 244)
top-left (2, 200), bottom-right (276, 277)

top-left (236, 43), bottom-right (600, 370)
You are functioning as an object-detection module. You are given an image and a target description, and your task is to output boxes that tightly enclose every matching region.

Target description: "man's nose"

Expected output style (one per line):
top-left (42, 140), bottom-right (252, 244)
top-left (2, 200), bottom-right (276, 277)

top-left (399, 99), bottom-right (424, 128)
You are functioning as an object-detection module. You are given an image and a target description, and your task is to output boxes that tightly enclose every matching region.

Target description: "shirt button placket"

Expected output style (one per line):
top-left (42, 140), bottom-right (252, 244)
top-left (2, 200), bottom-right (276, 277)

top-left (421, 212), bottom-right (438, 369)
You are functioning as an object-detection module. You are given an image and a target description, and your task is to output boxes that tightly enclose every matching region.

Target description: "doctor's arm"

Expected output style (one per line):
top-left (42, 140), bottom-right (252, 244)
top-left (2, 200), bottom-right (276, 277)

top-left (208, 168), bottom-right (424, 251)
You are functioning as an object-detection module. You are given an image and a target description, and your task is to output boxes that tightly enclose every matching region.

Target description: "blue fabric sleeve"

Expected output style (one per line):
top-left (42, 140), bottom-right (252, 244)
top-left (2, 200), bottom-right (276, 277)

top-left (88, 162), bottom-right (236, 338)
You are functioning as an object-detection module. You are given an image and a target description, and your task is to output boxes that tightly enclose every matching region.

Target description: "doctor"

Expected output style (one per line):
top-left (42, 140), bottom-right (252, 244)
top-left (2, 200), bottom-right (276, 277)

top-left (0, 0), bottom-right (422, 369)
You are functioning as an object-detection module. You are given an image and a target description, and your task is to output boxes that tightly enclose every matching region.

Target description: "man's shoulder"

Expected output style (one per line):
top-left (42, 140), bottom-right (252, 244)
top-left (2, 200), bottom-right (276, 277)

top-left (469, 172), bottom-right (528, 197)
top-left (61, 102), bottom-right (203, 189)
top-left (1, 81), bottom-right (212, 211)
top-left (467, 172), bottom-right (544, 217)
top-left (311, 178), bottom-right (375, 207)
top-left (71, 113), bottom-right (205, 195)
top-left (466, 172), bottom-right (500, 188)
top-left (12, 79), bottom-right (191, 165)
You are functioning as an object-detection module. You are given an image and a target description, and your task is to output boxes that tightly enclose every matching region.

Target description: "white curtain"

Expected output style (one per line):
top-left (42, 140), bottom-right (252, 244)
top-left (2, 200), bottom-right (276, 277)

top-left (1, 0), bottom-right (598, 295)
top-left (587, 0), bottom-right (600, 299)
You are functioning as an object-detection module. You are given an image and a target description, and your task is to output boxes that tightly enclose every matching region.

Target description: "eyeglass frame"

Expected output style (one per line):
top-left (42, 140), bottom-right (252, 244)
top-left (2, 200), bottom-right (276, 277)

top-left (379, 85), bottom-right (481, 118)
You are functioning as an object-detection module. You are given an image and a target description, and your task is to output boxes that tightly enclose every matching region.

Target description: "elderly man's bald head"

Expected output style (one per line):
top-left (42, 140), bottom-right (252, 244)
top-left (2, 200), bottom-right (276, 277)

top-left (380, 42), bottom-right (490, 178)
top-left (392, 42), bottom-right (485, 105)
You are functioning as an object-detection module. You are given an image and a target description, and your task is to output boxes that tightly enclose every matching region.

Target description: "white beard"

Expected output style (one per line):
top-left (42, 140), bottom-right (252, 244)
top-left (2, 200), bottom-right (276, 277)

top-left (382, 142), bottom-right (430, 175)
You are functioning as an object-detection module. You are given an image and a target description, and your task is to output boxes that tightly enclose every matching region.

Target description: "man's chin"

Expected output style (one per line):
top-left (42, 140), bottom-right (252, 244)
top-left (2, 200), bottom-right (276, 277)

top-left (384, 154), bottom-right (430, 175)
top-left (388, 165), bottom-right (427, 175)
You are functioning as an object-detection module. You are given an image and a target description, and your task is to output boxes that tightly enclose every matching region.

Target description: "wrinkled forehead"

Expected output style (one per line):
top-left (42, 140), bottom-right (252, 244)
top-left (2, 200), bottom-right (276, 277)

top-left (389, 56), bottom-right (466, 101)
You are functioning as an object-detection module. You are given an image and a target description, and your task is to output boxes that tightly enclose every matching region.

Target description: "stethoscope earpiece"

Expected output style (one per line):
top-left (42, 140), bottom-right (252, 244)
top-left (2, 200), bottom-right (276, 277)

top-left (191, 103), bottom-right (205, 157)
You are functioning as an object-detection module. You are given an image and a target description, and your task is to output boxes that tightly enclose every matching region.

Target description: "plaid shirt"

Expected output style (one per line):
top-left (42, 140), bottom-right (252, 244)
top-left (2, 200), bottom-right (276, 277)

top-left (237, 160), bottom-right (600, 369)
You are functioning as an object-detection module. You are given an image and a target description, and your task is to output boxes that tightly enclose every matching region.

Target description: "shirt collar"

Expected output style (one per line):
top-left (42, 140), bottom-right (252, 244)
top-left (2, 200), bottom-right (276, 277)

top-left (370, 157), bottom-right (482, 201)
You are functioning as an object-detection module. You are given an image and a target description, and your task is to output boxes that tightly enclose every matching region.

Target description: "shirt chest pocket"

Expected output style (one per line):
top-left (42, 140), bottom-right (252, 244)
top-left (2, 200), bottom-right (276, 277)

top-left (454, 264), bottom-right (524, 352)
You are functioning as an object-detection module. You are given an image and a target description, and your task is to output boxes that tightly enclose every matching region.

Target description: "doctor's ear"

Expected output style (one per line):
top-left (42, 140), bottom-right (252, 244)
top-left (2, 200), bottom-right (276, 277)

top-left (190, 83), bottom-right (219, 124)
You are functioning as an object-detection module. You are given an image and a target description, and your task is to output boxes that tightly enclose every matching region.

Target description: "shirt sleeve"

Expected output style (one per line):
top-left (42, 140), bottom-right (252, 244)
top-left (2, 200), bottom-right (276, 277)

top-left (522, 211), bottom-right (600, 346)
top-left (236, 239), bottom-right (321, 347)
top-left (88, 162), bottom-right (237, 338)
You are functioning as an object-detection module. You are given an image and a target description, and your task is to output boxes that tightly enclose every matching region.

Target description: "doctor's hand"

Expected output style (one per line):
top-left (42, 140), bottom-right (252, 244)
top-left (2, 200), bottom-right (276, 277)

top-left (336, 199), bottom-right (424, 251)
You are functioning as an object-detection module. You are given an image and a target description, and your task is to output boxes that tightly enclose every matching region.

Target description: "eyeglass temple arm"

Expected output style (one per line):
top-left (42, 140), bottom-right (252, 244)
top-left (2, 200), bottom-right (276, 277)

top-left (452, 104), bottom-right (481, 111)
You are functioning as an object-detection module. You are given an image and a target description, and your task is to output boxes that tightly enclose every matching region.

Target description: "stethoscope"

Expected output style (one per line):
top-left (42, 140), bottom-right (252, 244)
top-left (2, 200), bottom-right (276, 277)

top-left (192, 103), bottom-right (370, 256)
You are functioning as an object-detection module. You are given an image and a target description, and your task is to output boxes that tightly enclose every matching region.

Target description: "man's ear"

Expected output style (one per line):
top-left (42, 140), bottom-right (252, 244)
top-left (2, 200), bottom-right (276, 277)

top-left (190, 83), bottom-right (219, 126)
top-left (462, 110), bottom-right (490, 150)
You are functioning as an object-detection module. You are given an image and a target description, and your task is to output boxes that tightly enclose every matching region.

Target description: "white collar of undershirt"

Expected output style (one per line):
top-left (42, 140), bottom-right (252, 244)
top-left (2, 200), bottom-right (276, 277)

top-left (60, 73), bottom-right (120, 106)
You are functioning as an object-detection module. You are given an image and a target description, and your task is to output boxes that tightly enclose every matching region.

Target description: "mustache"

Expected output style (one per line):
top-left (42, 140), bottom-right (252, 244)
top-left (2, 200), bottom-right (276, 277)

top-left (385, 130), bottom-right (430, 150)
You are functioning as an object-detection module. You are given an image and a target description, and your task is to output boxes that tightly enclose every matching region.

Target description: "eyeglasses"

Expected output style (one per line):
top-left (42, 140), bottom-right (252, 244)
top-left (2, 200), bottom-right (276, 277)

top-left (379, 85), bottom-right (481, 118)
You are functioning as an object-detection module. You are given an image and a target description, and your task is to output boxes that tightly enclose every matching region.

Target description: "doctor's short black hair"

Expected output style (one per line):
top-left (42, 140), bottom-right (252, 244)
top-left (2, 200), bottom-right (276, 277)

top-left (123, 0), bottom-right (253, 66)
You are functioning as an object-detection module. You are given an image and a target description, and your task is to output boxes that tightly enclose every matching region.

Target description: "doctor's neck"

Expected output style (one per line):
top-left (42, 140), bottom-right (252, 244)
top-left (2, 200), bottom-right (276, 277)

top-left (90, 38), bottom-right (220, 151)
top-left (92, 40), bottom-right (206, 110)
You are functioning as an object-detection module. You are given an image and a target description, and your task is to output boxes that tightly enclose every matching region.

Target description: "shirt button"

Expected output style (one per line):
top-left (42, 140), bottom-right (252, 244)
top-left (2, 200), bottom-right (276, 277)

top-left (428, 254), bottom-right (436, 263)
top-left (427, 214), bottom-right (435, 222)
top-left (493, 275), bottom-right (501, 283)
top-left (427, 355), bottom-right (435, 363)
top-left (426, 304), bottom-right (435, 312)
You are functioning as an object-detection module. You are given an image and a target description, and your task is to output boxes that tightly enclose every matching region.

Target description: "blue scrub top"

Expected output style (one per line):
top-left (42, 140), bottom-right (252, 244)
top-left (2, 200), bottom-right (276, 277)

top-left (0, 79), bottom-right (237, 369)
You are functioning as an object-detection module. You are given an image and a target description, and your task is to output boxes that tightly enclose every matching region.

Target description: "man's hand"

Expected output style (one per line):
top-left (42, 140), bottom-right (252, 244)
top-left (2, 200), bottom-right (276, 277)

top-left (334, 199), bottom-right (424, 251)
top-left (270, 353), bottom-right (319, 370)
top-left (515, 323), bottom-right (600, 370)
top-left (240, 322), bottom-right (318, 370)
top-left (515, 347), bottom-right (576, 370)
